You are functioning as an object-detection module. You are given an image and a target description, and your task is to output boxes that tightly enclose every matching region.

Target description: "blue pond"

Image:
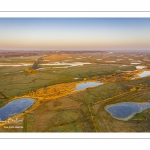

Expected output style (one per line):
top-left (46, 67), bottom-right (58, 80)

top-left (0, 98), bottom-right (35, 121)
top-left (138, 71), bottom-right (150, 78)
top-left (105, 102), bottom-right (150, 121)
top-left (73, 81), bottom-right (103, 91)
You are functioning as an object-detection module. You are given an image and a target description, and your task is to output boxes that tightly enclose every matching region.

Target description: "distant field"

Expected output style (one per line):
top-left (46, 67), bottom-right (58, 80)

top-left (0, 63), bottom-right (136, 107)
top-left (0, 55), bottom-right (42, 62)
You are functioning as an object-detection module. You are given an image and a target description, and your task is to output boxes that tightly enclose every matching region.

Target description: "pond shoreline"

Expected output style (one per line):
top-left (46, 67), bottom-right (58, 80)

top-left (0, 79), bottom-right (102, 127)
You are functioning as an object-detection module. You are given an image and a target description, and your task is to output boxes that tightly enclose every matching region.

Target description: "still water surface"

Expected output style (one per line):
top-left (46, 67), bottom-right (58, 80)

top-left (136, 66), bottom-right (147, 69)
top-left (73, 81), bottom-right (103, 91)
top-left (105, 102), bottom-right (150, 121)
top-left (138, 71), bottom-right (150, 78)
top-left (0, 98), bottom-right (35, 121)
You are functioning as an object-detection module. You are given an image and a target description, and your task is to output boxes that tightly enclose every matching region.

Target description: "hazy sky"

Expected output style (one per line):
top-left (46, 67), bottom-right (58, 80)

top-left (0, 18), bottom-right (150, 51)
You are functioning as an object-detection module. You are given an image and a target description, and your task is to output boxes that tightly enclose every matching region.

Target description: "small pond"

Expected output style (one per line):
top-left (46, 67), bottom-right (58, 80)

top-left (0, 98), bottom-right (35, 121)
top-left (73, 81), bottom-right (103, 91)
top-left (41, 62), bottom-right (91, 67)
top-left (136, 66), bottom-right (147, 69)
top-left (36, 68), bottom-right (45, 70)
top-left (131, 63), bottom-right (141, 65)
top-left (105, 61), bottom-right (116, 63)
top-left (138, 71), bottom-right (150, 78)
top-left (105, 102), bottom-right (150, 121)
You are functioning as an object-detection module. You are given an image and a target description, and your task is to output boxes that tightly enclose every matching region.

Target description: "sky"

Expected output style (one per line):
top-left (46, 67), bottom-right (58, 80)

top-left (0, 18), bottom-right (150, 51)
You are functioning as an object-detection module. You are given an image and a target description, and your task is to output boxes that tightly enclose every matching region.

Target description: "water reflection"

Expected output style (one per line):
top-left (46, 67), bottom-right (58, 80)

top-left (0, 98), bottom-right (35, 121)
top-left (138, 71), bottom-right (150, 78)
top-left (131, 63), bottom-right (141, 64)
top-left (73, 81), bottom-right (103, 91)
top-left (136, 66), bottom-right (147, 69)
top-left (41, 62), bottom-right (91, 67)
top-left (105, 102), bottom-right (150, 121)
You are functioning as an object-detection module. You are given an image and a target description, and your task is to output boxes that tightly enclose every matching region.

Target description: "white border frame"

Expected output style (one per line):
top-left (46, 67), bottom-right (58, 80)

top-left (0, 11), bottom-right (150, 139)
